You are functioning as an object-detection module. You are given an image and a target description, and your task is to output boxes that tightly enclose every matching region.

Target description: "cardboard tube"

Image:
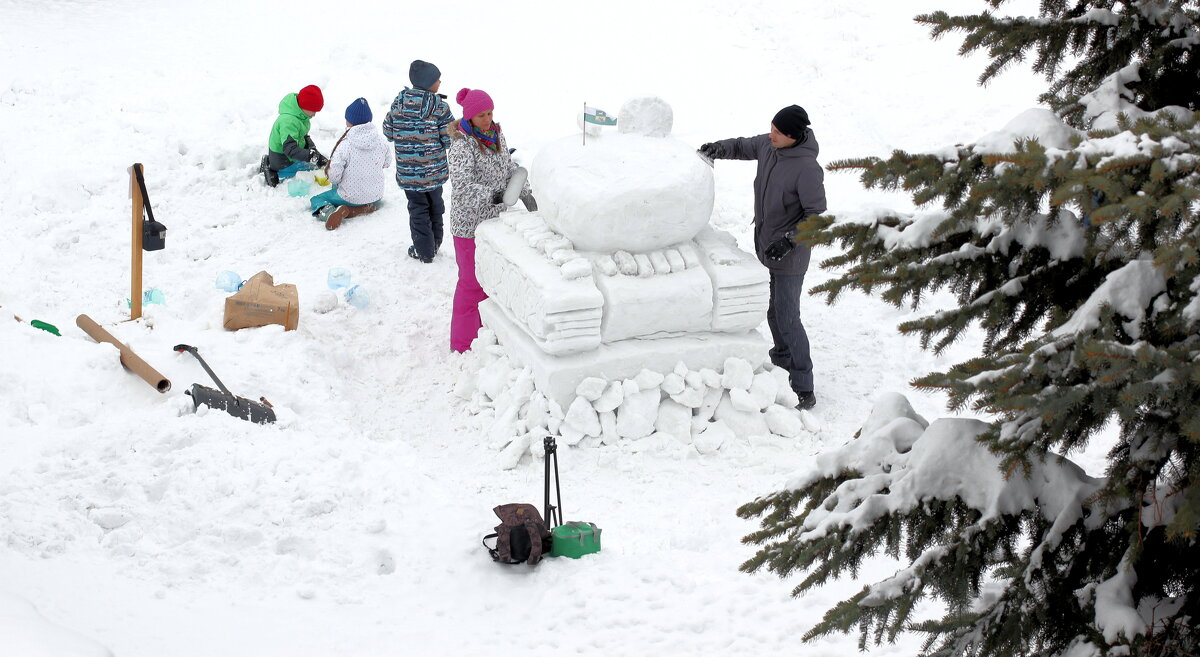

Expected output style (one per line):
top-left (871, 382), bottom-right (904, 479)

top-left (76, 314), bottom-right (171, 393)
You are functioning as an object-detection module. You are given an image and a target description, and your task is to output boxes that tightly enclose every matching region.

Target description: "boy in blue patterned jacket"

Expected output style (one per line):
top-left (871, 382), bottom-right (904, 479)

top-left (383, 60), bottom-right (455, 263)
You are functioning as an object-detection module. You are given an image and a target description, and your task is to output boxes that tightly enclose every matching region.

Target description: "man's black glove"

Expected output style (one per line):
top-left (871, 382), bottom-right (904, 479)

top-left (764, 236), bottom-right (795, 262)
top-left (520, 191), bottom-right (538, 212)
top-left (309, 151), bottom-right (329, 168)
top-left (698, 142), bottom-right (725, 159)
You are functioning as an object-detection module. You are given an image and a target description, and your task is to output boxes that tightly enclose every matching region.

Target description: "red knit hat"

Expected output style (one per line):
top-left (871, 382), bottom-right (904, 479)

top-left (297, 85), bottom-right (324, 112)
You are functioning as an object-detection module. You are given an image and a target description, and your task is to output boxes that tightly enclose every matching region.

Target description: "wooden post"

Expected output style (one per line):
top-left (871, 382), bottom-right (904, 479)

top-left (130, 164), bottom-right (144, 320)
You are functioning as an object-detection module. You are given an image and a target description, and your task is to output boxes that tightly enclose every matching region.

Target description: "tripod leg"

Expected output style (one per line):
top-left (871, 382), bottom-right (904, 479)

top-left (552, 447), bottom-right (563, 526)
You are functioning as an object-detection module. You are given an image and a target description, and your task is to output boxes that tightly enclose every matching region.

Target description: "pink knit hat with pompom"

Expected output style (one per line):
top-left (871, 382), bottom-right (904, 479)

top-left (456, 88), bottom-right (494, 121)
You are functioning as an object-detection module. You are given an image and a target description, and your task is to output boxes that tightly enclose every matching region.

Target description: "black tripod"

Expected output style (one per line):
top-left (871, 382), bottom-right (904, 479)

top-left (544, 436), bottom-right (562, 528)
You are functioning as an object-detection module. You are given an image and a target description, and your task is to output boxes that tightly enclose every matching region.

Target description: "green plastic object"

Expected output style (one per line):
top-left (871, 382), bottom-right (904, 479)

top-left (549, 521), bottom-right (602, 559)
top-left (30, 320), bottom-right (61, 336)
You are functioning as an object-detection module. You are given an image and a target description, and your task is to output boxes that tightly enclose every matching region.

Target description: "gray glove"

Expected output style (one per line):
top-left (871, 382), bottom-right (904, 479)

top-left (520, 191), bottom-right (538, 212)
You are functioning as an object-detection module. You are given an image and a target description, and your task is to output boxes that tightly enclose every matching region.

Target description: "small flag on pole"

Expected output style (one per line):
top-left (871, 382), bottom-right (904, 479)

top-left (583, 106), bottom-right (617, 126)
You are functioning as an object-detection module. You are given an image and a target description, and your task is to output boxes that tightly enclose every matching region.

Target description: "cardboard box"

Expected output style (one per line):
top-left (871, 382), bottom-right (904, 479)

top-left (223, 271), bottom-right (299, 331)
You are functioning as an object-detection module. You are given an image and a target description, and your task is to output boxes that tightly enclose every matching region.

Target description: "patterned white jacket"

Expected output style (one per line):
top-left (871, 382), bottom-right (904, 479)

top-left (327, 123), bottom-right (391, 205)
top-left (447, 121), bottom-right (528, 239)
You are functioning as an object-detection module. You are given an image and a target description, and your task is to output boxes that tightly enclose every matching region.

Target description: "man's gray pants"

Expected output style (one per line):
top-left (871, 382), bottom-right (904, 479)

top-left (767, 271), bottom-right (814, 394)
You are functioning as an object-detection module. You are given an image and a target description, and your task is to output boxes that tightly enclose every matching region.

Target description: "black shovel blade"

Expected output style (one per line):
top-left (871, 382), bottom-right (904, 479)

top-left (186, 383), bottom-right (276, 424)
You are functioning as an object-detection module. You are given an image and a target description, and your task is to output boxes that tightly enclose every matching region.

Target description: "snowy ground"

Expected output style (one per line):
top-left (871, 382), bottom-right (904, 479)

top-left (1, 1), bottom-right (1052, 655)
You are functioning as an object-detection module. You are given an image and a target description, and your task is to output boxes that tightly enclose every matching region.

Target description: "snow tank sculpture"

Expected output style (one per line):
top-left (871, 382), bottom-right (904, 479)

top-left (471, 97), bottom-right (807, 458)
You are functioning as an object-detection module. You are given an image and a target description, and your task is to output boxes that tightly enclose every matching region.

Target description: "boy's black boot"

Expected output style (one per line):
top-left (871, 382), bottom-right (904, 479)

top-left (260, 155), bottom-right (279, 187)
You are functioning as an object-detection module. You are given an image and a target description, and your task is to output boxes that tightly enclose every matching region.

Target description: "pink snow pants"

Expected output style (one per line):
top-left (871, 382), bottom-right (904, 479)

top-left (451, 236), bottom-right (489, 352)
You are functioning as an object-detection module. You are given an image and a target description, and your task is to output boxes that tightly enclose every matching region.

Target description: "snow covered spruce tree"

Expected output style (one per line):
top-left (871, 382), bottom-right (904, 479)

top-left (738, 3), bottom-right (1199, 656)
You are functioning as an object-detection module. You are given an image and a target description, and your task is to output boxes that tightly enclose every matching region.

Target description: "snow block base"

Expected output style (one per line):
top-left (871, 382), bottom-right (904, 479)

top-left (481, 299), bottom-right (767, 410)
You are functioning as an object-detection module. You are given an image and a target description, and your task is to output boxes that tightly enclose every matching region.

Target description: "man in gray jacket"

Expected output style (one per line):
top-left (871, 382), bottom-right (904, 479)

top-left (700, 105), bottom-right (827, 409)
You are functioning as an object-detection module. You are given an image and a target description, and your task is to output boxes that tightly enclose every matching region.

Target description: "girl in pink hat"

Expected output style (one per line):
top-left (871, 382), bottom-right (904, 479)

top-left (446, 87), bottom-right (534, 352)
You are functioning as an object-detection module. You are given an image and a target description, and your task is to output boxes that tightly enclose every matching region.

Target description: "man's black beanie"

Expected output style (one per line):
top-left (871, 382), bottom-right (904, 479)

top-left (772, 105), bottom-right (811, 139)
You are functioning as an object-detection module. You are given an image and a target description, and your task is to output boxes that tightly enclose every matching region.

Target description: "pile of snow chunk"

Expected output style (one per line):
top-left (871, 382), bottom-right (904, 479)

top-left (458, 329), bottom-right (815, 468)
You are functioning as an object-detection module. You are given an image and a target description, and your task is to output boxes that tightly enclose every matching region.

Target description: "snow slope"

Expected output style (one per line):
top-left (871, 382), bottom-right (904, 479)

top-left (0, 1), bottom-right (1044, 654)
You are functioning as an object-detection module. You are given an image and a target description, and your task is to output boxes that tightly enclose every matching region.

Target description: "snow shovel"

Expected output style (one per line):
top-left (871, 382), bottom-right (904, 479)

top-left (173, 344), bottom-right (275, 424)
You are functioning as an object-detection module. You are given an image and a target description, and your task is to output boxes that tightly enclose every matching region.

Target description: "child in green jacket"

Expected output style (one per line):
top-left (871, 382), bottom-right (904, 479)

top-left (259, 85), bottom-right (329, 187)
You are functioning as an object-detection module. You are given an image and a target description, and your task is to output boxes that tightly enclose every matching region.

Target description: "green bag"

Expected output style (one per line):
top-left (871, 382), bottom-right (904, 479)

top-left (550, 521), bottom-right (602, 559)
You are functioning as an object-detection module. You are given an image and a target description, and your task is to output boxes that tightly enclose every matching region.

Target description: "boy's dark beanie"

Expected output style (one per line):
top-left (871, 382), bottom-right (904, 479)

top-left (772, 105), bottom-right (810, 139)
top-left (409, 60), bottom-right (441, 90)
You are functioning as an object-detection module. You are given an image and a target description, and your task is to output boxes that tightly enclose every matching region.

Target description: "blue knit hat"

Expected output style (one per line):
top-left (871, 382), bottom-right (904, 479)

top-left (409, 60), bottom-right (441, 90)
top-left (345, 98), bottom-right (372, 125)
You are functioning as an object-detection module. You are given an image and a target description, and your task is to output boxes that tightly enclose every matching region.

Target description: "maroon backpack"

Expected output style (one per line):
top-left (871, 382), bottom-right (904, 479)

top-left (483, 503), bottom-right (551, 565)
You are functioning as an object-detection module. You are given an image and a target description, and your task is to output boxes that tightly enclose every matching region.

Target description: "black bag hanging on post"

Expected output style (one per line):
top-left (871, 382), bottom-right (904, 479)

top-left (133, 163), bottom-right (167, 251)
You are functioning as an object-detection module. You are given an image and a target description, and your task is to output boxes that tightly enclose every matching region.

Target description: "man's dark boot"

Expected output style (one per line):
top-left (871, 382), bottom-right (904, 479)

top-left (796, 391), bottom-right (817, 411)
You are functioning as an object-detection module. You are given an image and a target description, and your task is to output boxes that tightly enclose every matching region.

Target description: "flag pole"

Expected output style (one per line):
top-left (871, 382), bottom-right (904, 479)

top-left (582, 101), bottom-right (586, 146)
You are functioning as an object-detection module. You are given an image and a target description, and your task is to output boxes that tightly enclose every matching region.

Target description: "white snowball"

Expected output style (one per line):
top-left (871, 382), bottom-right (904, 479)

top-left (487, 406), bottom-right (520, 449)
top-left (721, 358), bottom-right (754, 391)
top-left (511, 369), bottom-right (535, 407)
top-left (622, 379), bottom-right (641, 397)
top-left (696, 387), bottom-right (724, 422)
top-left (729, 388), bottom-right (760, 413)
top-left (684, 371), bottom-right (703, 389)
top-left (748, 372), bottom-right (779, 410)
top-left (699, 368), bottom-right (721, 388)
top-left (576, 377), bottom-right (607, 401)
top-left (478, 360), bottom-right (513, 400)
top-left (694, 420), bottom-right (733, 454)
top-left (531, 134), bottom-right (715, 252)
top-left (312, 290), bottom-right (338, 314)
top-left (498, 433), bottom-right (531, 470)
top-left (476, 327), bottom-right (498, 346)
top-left (764, 405), bottom-right (806, 438)
top-left (453, 370), bottom-right (475, 400)
top-left (547, 399), bottom-right (565, 434)
top-left (714, 395), bottom-right (770, 437)
top-left (593, 381), bottom-right (625, 413)
top-left (526, 392), bottom-right (549, 432)
top-left (634, 369), bottom-right (665, 390)
top-left (669, 384), bottom-right (705, 409)
top-left (662, 373), bottom-right (686, 395)
top-left (616, 389), bottom-right (660, 439)
top-left (565, 396), bottom-right (602, 436)
top-left (655, 399), bottom-right (693, 443)
top-left (560, 424), bottom-right (585, 446)
top-left (599, 409), bottom-right (619, 445)
top-left (617, 96), bottom-right (674, 138)
top-left (799, 409), bottom-right (822, 433)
